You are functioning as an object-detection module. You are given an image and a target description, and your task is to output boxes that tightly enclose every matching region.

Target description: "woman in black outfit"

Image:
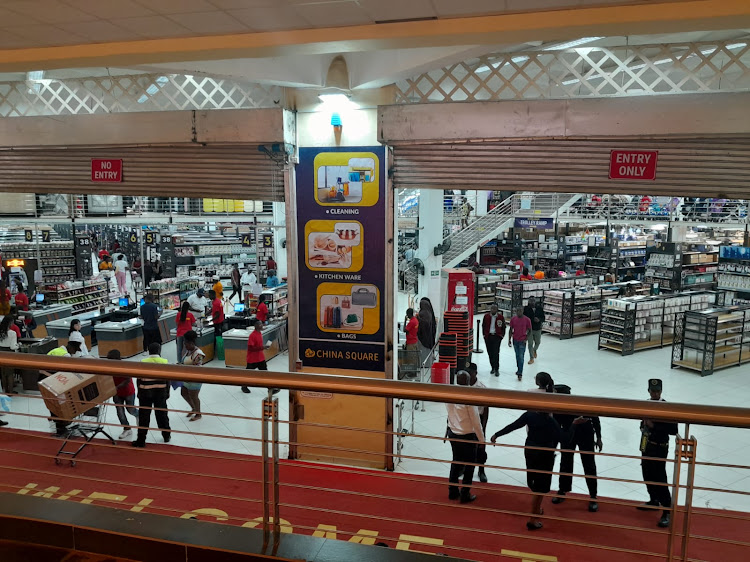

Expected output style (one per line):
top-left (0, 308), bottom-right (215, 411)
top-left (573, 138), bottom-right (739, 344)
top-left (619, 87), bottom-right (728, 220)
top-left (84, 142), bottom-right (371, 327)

top-left (491, 372), bottom-right (576, 530)
top-left (416, 297), bottom-right (436, 367)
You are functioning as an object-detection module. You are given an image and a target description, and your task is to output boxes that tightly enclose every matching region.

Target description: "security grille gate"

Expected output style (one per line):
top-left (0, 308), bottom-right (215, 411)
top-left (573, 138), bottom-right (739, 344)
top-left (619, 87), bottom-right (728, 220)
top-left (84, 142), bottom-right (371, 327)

top-left (390, 136), bottom-right (750, 198)
top-left (0, 144), bottom-right (285, 201)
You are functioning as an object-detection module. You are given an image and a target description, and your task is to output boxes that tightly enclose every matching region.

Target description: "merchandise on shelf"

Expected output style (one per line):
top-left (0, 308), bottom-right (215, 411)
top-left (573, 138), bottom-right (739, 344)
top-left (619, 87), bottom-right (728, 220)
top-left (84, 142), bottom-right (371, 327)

top-left (672, 305), bottom-right (750, 375)
top-left (42, 278), bottom-right (108, 314)
top-left (1, 239), bottom-right (77, 283)
top-left (645, 242), bottom-right (718, 292)
top-left (598, 290), bottom-right (721, 355)
top-left (717, 246), bottom-right (750, 301)
top-left (496, 276), bottom-right (594, 317)
top-left (475, 273), bottom-right (513, 314)
top-left (146, 276), bottom-right (202, 310)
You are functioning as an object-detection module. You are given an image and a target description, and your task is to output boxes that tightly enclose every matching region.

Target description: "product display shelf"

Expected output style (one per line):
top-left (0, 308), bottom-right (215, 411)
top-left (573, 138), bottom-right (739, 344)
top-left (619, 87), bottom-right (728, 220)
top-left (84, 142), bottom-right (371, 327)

top-left (645, 242), bottom-right (718, 292)
top-left (475, 274), bottom-right (509, 314)
top-left (262, 285), bottom-right (289, 318)
top-left (717, 245), bottom-right (750, 303)
top-left (1, 239), bottom-right (77, 283)
top-left (598, 290), bottom-right (722, 356)
top-left (671, 305), bottom-right (750, 376)
top-left (42, 279), bottom-right (108, 314)
top-left (496, 276), bottom-right (594, 317)
top-left (479, 240), bottom-right (500, 266)
top-left (614, 242), bottom-right (648, 281)
top-left (585, 246), bottom-right (616, 278)
top-left (542, 282), bottom-right (645, 339)
top-left (173, 232), bottom-right (257, 278)
top-left (146, 277), bottom-right (202, 310)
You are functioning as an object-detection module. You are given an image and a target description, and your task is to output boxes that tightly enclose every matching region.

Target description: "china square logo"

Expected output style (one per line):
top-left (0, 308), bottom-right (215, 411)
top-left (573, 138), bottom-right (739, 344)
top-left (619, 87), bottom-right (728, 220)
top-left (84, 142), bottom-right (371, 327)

top-left (305, 348), bottom-right (316, 358)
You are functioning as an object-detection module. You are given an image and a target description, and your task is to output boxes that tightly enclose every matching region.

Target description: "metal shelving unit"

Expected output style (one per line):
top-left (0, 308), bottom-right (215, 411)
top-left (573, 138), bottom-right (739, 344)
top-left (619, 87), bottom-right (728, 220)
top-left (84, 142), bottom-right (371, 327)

top-left (672, 305), bottom-right (750, 376)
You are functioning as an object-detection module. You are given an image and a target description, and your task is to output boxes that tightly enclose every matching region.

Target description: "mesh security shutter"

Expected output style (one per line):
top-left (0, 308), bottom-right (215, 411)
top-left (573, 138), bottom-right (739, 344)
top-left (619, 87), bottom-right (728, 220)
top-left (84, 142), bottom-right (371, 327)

top-left (391, 137), bottom-right (750, 198)
top-left (0, 144), bottom-right (285, 201)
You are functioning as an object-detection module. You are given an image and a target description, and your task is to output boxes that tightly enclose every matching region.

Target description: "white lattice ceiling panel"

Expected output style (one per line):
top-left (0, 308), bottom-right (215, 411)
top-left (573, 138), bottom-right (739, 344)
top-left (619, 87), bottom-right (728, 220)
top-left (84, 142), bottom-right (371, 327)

top-left (396, 40), bottom-right (750, 103)
top-left (0, 73), bottom-right (285, 117)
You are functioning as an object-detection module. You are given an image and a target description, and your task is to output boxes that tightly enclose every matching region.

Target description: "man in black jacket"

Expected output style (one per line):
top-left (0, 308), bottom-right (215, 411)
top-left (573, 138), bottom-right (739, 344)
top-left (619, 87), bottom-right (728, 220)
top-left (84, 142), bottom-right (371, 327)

top-left (637, 378), bottom-right (678, 528)
top-left (523, 297), bottom-right (545, 364)
top-left (551, 400), bottom-right (603, 513)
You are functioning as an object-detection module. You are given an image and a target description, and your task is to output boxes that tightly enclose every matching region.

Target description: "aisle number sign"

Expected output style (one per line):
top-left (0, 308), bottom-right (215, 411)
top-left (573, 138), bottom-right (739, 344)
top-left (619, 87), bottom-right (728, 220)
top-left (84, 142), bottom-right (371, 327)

top-left (91, 159), bottom-right (122, 182)
top-left (129, 230), bottom-right (138, 244)
top-left (144, 232), bottom-right (156, 246)
top-left (24, 229), bottom-right (33, 242)
top-left (241, 234), bottom-right (253, 248)
top-left (42, 230), bottom-right (51, 243)
top-left (262, 234), bottom-right (274, 248)
top-left (609, 150), bottom-right (658, 180)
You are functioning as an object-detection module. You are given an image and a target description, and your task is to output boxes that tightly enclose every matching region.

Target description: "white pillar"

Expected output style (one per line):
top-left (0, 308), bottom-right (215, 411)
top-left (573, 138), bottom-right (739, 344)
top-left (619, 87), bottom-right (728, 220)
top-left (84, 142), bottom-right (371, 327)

top-left (417, 189), bottom-right (444, 311)
top-left (669, 225), bottom-right (688, 243)
top-left (272, 201), bottom-right (288, 278)
top-left (476, 190), bottom-right (490, 217)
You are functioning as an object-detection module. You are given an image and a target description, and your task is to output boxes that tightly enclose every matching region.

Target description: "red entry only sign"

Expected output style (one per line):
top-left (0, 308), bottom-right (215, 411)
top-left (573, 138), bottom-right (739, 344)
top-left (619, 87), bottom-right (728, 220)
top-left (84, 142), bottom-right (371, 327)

top-left (609, 150), bottom-right (658, 180)
top-left (91, 159), bottom-right (123, 182)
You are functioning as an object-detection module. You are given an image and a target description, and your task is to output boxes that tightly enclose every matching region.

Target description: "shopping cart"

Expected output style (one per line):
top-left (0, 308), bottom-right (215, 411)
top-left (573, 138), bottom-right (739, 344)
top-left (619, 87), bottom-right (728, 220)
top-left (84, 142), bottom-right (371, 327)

top-left (55, 402), bottom-right (115, 467)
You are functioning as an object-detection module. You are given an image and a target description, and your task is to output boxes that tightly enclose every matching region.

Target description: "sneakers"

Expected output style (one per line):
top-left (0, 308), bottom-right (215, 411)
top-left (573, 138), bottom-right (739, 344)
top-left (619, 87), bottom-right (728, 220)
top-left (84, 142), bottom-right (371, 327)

top-left (118, 428), bottom-right (133, 440)
top-left (658, 513), bottom-right (670, 528)
top-left (589, 500), bottom-right (599, 512)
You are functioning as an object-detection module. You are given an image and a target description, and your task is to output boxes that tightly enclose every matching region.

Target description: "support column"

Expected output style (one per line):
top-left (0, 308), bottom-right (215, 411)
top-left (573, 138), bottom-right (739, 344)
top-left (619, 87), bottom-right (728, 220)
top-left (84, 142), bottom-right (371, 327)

top-left (272, 201), bottom-right (288, 279)
top-left (668, 225), bottom-right (688, 243)
top-left (476, 190), bottom-right (489, 217)
top-left (417, 190), bottom-right (444, 309)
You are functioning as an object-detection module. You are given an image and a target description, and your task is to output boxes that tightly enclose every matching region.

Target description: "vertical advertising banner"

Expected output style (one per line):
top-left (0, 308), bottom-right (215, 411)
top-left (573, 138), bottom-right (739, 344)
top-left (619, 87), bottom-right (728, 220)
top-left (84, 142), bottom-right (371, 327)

top-left (296, 147), bottom-right (386, 372)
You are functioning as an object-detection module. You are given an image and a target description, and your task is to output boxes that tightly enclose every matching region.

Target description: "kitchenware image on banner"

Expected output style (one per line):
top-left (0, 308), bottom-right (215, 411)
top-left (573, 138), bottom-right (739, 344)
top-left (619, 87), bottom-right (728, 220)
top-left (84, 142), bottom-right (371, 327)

top-left (314, 152), bottom-right (379, 206)
top-left (305, 220), bottom-right (363, 272)
top-left (317, 283), bottom-right (380, 335)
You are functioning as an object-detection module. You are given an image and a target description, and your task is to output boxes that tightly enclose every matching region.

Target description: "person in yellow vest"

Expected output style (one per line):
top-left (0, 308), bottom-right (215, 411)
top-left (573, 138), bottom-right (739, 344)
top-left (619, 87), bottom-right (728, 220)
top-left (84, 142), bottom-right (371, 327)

top-left (132, 342), bottom-right (171, 448)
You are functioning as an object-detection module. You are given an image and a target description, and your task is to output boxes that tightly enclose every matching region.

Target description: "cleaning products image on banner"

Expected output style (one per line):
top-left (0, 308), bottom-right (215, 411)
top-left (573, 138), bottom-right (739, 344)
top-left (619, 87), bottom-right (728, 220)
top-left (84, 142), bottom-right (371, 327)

top-left (317, 283), bottom-right (380, 335)
top-left (305, 220), bottom-right (363, 271)
top-left (314, 153), bottom-right (379, 206)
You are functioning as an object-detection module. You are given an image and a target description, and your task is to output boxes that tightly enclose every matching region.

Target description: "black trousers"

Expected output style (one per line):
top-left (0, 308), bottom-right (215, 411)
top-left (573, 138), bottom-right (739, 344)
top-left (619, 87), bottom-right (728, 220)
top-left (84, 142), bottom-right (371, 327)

top-left (142, 328), bottom-right (162, 352)
top-left (228, 285), bottom-right (242, 302)
top-left (477, 409), bottom-right (489, 467)
top-left (447, 428), bottom-right (478, 498)
top-left (484, 335), bottom-right (502, 371)
top-left (558, 433), bottom-right (598, 497)
top-left (136, 387), bottom-right (171, 443)
top-left (642, 443), bottom-right (671, 507)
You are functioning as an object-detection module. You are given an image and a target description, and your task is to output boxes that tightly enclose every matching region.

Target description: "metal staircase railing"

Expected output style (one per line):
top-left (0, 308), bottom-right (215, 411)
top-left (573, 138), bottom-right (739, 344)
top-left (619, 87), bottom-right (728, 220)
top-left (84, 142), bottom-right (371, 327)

top-left (440, 193), bottom-right (582, 268)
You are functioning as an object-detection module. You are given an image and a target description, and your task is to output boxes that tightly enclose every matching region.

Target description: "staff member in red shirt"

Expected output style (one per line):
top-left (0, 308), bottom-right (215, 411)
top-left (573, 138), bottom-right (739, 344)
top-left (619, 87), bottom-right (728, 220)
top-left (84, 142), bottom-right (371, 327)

top-left (243, 319), bottom-right (275, 394)
top-left (255, 294), bottom-right (269, 323)
top-left (13, 281), bottom-right (33, 336)
top-left (209, 289), bottom-right (224, 332)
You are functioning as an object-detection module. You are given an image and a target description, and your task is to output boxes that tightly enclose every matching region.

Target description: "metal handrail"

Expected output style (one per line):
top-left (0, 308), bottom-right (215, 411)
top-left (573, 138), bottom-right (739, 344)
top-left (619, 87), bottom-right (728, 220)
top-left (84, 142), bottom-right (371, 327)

top-left (2, 352), bottom-right (749, 428)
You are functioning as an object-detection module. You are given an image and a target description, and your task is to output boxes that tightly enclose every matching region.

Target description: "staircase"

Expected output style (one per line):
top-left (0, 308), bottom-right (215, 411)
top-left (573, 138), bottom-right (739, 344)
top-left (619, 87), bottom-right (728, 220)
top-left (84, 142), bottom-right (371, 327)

top-left (439, 193), bottom-right (582, 269)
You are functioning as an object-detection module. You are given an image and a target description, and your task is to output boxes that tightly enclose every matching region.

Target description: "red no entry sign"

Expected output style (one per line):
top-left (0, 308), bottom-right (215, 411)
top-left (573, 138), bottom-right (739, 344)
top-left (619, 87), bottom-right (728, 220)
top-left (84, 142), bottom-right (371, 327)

top-left (91, 159), bottom-right (123, 182)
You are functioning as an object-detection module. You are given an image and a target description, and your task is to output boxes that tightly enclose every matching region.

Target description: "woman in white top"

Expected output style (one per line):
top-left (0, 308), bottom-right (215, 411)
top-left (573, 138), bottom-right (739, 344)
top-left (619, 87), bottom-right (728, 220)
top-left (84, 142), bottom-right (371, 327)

top-left (241, 269), bottom-right (257, 300)
top-left (68, 319), bottom-right (89, 356)
top-left (0, 315), bottom-right (19, 395)
top-left (113, 254), bottom-right (129, 296)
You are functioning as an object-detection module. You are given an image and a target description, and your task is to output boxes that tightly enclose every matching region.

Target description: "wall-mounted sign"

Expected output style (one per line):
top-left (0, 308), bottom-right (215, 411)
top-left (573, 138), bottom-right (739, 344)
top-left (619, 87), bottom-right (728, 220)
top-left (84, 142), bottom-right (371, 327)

top-left (41, 230), bottom-right (51, 243)
top-left (514, 217), bottom-right (554, 230)
top-left (6, 259), bottom-right (25, 267)
top-left (24, 229), bottom-right (33, 242)
top-left (297, 146), bottom-right (386, 372)
top-left (129, 230), bottom-right (138, 244)
top-left (262, 233), bottom-right (274, 248)
top-left (144, 231), bottom-right (156, 246)
top-left (609, 150), bottom-right (658, 180)
top-left (241, 233), bottom-right (253, 248)
top-left (91, 159), bottom-right (123, 182)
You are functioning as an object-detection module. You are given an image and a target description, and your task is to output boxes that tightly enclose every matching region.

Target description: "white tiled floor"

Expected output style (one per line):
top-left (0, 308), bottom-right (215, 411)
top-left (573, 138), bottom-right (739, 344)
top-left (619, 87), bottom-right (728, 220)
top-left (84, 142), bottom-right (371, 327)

top-left (5, 320), bottom-right (750, 513)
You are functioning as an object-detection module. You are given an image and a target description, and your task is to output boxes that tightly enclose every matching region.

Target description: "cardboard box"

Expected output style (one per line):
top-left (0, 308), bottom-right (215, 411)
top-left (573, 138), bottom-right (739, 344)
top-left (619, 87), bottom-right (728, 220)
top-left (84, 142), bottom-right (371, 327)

top-left (39, 372), bottom-right (117, 421)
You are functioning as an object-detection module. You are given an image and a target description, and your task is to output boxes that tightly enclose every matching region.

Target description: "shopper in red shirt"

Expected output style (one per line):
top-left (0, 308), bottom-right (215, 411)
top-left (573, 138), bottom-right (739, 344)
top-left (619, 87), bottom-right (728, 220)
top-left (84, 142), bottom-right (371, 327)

top-left (404, 308), bottom-right (419, 350)
top-left (519, 267), bottom-right (533, 281)
top-left (508, 306), bottom-right (532, 381)
top-left (266, 256), bottom-right (277, 273)
top-left (175, 301), bottom-right (196, 364)
top-left (256, 294), bottom-right (269, 323)
top-left (243, 319), bottom-right (273, 394)
top-left (107, 349), bottom-right (138, 441)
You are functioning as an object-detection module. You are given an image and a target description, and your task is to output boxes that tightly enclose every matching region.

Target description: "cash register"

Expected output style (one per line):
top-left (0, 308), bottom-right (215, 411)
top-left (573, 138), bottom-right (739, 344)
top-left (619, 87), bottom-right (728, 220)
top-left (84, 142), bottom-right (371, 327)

top-left (111, 297), bottom-right (139, 321)
top-left (227, 303), bottom-right (253, 329)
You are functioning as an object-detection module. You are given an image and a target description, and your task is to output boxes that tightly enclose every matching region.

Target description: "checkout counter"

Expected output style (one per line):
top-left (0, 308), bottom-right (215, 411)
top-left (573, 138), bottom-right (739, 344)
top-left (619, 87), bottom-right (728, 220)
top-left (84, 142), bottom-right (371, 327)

top-left (45, 316), bottom-right (94, 351)
top-left (169, 326), bottom-right (216, 363)
top-left (156, 309), bottom-right (178, 343)
top-left (17, 337), bottom-right (60, 391)
top-left (223, 321), bottom-right (287, 368)
top-left (96, 319), bottom-right (144, 358)
top-left (20, 304), bottom-right (72, 338)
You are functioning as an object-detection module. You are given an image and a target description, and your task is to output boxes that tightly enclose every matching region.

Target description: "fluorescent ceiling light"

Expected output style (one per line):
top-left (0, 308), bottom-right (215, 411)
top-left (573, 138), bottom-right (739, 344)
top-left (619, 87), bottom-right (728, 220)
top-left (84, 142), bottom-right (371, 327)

top-left (543, 37), bottom-right (603, 51)
top-left (318, 93), bottom-right (359, 110)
